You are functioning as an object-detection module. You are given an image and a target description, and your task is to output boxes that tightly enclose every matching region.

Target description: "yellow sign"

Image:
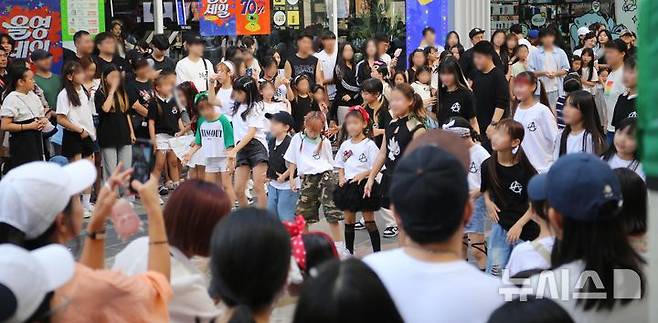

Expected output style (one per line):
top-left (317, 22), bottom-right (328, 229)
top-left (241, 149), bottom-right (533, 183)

top-left (417, 0), bottom-right (433, 5)
top-left (273, 0), bottom-right (285, 6)
top-left (287, 10), bottom-right (300, 26)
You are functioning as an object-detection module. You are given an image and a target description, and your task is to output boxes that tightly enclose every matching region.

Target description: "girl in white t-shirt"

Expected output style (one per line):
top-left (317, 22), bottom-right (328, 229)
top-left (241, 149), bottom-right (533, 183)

top-left (214, 60), bottom-right (236, 120)
top-left (228, 76), bottom-right (269, 208)
top-left (580, 48), bottom-right (599, 94)
top-left (260, 80), bottom-right (290, 135)
top-left (512, 72), bottom-right (558, 173)
top-left (334, 107), bottom-right (381, 255)
top-left (56, 61), bottom-right (97, 212)
top-left (183, 92), bottom-right (237, 206)
top-left (602, 117), bottom-right (645, 181)
top-left (554, 90), bottom-right (606, 160)
top-left (410, 66), bottom-right (435, 115)
top-left (284, 111), bottom-right (343, 242)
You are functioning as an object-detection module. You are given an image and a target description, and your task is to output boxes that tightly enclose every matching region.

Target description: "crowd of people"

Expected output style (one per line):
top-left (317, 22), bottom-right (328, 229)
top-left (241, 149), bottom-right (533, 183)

top-left (0, 19), bottom-right (648, 323)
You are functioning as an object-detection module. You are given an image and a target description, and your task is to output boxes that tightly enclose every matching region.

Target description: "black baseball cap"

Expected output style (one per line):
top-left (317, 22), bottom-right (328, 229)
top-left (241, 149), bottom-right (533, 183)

top-left (265, 111), bottom-right (294, 128)
top-left (185, 32), bottom-right (205, 45)
top-left (151, 34), bottom-right (170, 51)
top-left (30, 49), bottom-right (52, 62)
top-left (390, 145), bottom-right (469, 244)
top-left (469, 28), bottom-right (485, 39)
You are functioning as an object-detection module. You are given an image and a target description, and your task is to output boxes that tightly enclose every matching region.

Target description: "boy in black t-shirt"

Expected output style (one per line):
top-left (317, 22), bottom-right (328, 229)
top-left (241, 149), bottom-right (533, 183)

top-left (611, 56), bottom-right (637, 129)
top-left (126, 58), bottom-right (155, 139)
top-left (265, 111), bottom-right (298, 221)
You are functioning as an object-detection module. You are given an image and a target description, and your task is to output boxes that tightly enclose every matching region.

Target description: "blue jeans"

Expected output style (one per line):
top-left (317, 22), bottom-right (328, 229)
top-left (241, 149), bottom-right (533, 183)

top-left (267, 183), bottom-right (299, 221)
top-left (606, 131), bottom-right (615, 147)
top-left (485, 223), bottom-right (521, 276)
top-left (465, 196), bottom-right (486, 234)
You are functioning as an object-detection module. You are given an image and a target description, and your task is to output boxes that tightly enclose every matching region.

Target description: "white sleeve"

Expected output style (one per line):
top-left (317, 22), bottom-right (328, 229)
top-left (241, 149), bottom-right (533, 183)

top-left (323, 138), bottom-right (335, 166)
top-left (55, 91), bottom-right (70, 115)
top-left (0, 95), bottom-right (18, 118)
top-left (542, 108), bottom-right (559, 144)
top-left (584, 133), bottom-right (595, 154)
top-left (553, 129), bottom-right (563, 161)
top-left (246, 108), bottom-right (265, 129)
top-left (591, 68), bottom-right (599, 82)
top-left (367, 140), bottom-right (380, 169)
top-left (284, 134), bottom-right (300, 164)
top-left (175, 61), bottom-right (185, 85)
top-left (206, 59), bottom-right (217, 80)
top-left (334, 143), bottom-right (345, 168)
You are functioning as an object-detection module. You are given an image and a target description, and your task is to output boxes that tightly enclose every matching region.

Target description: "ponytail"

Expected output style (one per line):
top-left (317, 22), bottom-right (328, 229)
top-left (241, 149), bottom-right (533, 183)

top-left (393, 83), bottom-right (427, 124)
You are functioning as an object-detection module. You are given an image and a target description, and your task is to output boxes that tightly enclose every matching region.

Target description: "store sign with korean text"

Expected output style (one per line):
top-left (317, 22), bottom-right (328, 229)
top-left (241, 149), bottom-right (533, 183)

top-left (200, 0), bottom-right (237, 36)
top-left (0, 0), bottom-right (64, 72)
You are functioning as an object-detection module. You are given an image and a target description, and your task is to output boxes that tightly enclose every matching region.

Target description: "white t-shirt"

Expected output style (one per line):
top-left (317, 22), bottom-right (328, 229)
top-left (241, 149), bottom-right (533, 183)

top-left (580, 66), bottom-right (599, 94)
top-left (314, 49), bottom-right (338, 99)
top-left (505, 236), bottom-right (555, 279)
top-left (607, 154), bottom-right (646, 181)
top-left (528, 260), bottom-right (648, 323)
top-left (364, 248), bottom-right (504, 323)
top-left (334, 138), bottom-right (379, 180)
top-left (604, 65), bottom-right (626, 132)
top-left (175, 56), bottom-right (216, 92)
top-left (56, 88), bottom-right (97, 140)
top-left (112, 237), bottom-right (221, 323)
top-left (197, 115), bottom-right (231, 158)
top-left (513, 102), bottom-right (558, 173)
top-left (468, 144), bottom-right (491, 191)
top-left (232, 103), bottom-right (267, 149)
top-left (284, 133), bottom-right (334, 175)
top-left (262, 100), bottom-right (288, 132)
top-left (553, 129), bottom-right (596, 160)
top-left (0, 91), bottom-right (44, 122)
top-left (411, 81), bottom-right (432, 110)
top-left (216, 87), bottom-right (234, 121)
top-left (542, 49), bottom-right (559, 92)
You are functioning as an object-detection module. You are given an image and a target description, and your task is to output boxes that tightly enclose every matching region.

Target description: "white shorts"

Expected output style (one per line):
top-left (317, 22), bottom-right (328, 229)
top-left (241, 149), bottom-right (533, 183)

top-left (187, 149), bottom-right (206, 167)
top-left (156, 133), bottom-right (173, 151)
top-left (205, 157), bottom-right (228, 173)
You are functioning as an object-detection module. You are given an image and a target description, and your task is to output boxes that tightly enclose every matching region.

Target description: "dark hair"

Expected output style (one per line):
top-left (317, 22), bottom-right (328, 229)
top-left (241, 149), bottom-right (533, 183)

top-left (625, 54), bottom-right (636, 69)
top-left (614, 168), bottom-right (647, 235)
top-left (563, 73), bottom-right (582, 93)
top-left (472, 40), bottom-right (495, 57)
top-left (422, 26), bottom-right (436, 36)
top-left (293, 259), bottom-right (404, 323)
top-left (73, 30), bottom-right (90, 44)
top-left (393, 83), bottom-right (426, 122)
top-left (62, 61), bottom-right (85, 107)
top-left (487, 295), bottom-right (574, 323)
top-left (300, 232), bottom-right (338, 275)
top-left (3, 59), bottom-right (30, 97)
top-left (438, 57), bottom-right (469, 91)
top-left (93, 32), bottom-right (115, 53)
top-left (491, 30), bottom-right (508, 53)
top-left (513, 71), bottom-right (549, 113)
top-left (165, 180), bottom-right (230, 257)
top-left (339, 108), bottom-right (373, 145)
top-left (224, 46), bottom-right (242, 62)
top-left (414, 65), bottom-right (431, 83)
top-left (602, 117), bottom-right (640, 170)
top-left (485, 119), bottom-right (537, 204)
top-left (362, 39), bottom-right (378, 60)
top-left (361, 78), bottom-right (383, 95)
top-left (99, 64), bottom-right (130, 113)
top-left (393, 70), bottom-right (407, 83)
top-left (320, 30), bottom-right (336, 40)
top-left (374, 33), bottom-right (390, 44)
top-left (177, 81), bottom-right (199, 130)
top-left (232, 75), bottom-right (262, 121)
top-left (551, 206), bottom-right (645, 311)
top-left (510, 24), bottom-right (523, 35)
top-left (241, 36), bottom-right (255, 48)
top-left (0, 33), bottom-right (15, 51)
top-left (296, 31), bottom-right (314, 42)
top-left (261, 55), bottom-right (277, 70)
top-left (539, 27), bottom-right (557, 39)
top-left (209, 208), bottom-right (291, 323)
top-left (408, 48), bottom-right (427, 69)
top-left (131, 57), bottom-right (150, 71)
top-left (444, 31), bottom-right (463, 50)
top-left (336, 41), bottom-right (355, 73)
top-left (597, 29), bottom-right (613, 45)
top-left (580, 48), bottom-right (596, 81)
top-left (153, 71), bottom-right (174, 116)
top-left (558, 90), bottom-right (606, 156)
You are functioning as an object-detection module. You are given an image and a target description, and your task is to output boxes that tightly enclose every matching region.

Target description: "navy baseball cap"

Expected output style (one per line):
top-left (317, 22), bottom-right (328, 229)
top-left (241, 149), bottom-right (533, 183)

top-left (528, 153), bottom-right (622, 222)
top-left (390, 145), bottom-right (468, 243)
top-left (265, 111), bottom-right (294, 128)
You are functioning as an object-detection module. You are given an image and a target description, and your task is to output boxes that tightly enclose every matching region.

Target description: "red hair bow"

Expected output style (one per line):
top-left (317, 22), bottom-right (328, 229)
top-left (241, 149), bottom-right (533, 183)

top-left (349, 105), bottom-right (370, 124)
top-left (283, 215), bottom-right (307, 271)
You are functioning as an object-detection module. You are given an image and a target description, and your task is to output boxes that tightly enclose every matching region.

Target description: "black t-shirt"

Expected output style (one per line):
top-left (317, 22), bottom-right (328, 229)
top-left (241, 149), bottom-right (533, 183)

top-left (480, 158), bottom-right (534, 230)
top-left (94, 90), bottom-right (132, 148)
top-left (365, 98), bottom-right (392, 148)
top-left (267, 135), bottom-right (294, 180)
top-left (290, 95), bottom-right (319, 132)
top-left (288, 54), bottom-right (319, 85)
top-left (459, 48), bottom-right (476, 80)
top-left (471, 67), bottom-right (509, 131)
top-left (611, 93), bottom-right (637, 130)
top-left (384, 115), bottom-right (424, 172)
top-left (147, 96), bottom-right (180, 136)
top-left (148, 55), bottom-right (176, 73)
top-left (437, 87), bottom-right (476, 125)
top-left (126, 79), bottom-right (153, 139)
top-left (93, 55), bottom-right (130, 75)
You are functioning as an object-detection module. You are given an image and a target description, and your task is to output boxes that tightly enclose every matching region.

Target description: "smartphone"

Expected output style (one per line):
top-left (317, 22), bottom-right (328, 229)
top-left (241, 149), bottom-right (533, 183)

top-left (246, 67), bottom-right (253, 77)
top-left (130, 139), bottom-right (154, 192)
top-left (394, 48), bottom-right (403, 58)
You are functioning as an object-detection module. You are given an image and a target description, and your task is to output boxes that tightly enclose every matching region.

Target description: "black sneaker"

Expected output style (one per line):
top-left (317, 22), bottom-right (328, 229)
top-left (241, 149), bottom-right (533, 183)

top-left (382, 226), bottom-right (399, 238)
top-left (158, 186), bottom-right (169, 196)
top-left (354, 220), bottom-right (366, 230)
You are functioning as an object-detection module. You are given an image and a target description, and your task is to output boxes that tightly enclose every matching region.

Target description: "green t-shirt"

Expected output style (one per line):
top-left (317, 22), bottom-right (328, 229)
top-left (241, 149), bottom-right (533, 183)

top-left (34, 73), bottom-right (62, 109)
top-left (195, 114), bottom-right (235, 158)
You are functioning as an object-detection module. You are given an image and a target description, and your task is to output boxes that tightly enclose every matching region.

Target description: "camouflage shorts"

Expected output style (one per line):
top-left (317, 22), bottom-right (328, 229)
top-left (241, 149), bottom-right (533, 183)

top-left (296, 171), bottom-right (344, 224)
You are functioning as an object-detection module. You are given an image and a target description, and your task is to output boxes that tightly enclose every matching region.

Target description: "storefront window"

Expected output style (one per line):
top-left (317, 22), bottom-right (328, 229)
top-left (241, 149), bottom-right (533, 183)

top-left (337, 0), bottom-right (406, 57)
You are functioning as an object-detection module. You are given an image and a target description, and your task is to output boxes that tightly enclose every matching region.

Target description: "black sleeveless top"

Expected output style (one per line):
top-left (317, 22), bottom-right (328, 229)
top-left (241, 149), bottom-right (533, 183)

top-left (288, 53), bottom-right (318, 84)
top-left (384, 115), bottom-right (425, 172)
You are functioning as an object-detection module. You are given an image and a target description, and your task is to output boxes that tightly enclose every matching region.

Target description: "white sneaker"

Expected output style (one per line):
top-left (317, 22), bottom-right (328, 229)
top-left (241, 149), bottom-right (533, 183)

top-left (354, 219), bottom-right (366, 230)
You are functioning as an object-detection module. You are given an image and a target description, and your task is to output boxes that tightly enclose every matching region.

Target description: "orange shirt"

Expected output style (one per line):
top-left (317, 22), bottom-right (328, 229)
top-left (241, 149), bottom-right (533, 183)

top-left (51, 263), bottom-right (173, 323)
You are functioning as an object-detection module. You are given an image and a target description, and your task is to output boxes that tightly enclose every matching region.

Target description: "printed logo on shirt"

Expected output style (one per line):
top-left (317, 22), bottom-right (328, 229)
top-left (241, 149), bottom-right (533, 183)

top-left (628, 111), bottom-right (637, 118)
top-left (469, 161), bottom-right (478, 174)
top-left (603, 184), bottom-right (614, 199)
top-left (312, 152), bottom-right (321, 160)
top-left (342, 149), bottom-right (353, 162)
top-left (450, 102), bottom-right (461, 113)
top-left (527, 122), bottom-right (537, 132)
top-left (139, 89), bottom-right (152, 103)
top-left (388, 137), bottom-right (400, 161)
top-left (358, 153), bottom-right (368, 163)
top-left (509, 181), bottom-right (523, 194)
top-left (201, 128), bottom-right (223, 138)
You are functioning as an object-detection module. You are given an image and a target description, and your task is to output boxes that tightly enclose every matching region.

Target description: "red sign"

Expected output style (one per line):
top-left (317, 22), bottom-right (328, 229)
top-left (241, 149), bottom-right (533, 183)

top-left (236, 0), bottom-right (271, 35)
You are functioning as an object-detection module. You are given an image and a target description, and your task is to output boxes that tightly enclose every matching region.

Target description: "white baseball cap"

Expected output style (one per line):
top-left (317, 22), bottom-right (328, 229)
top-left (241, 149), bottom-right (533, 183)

top-left (0, 244), bottom-right (75, 323)
top-left (578, 26), bottom-right (590, 37)
top-left (0, 160), bottom-right (96, 239)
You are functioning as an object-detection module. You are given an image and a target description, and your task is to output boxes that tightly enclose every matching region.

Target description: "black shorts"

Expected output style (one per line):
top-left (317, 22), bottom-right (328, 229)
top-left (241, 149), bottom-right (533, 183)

top-left (236, 139), bottom-right (268, 168)
top-left (62, 130), bottom-right (95, 158)
top-left (379, 170), bottom-right (392, 208)
top-left (333, 179), bottom-right (381, 212)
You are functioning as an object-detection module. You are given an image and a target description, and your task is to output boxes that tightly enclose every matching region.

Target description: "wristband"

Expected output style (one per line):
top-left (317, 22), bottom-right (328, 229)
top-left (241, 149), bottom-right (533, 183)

top-left (88, 230), bottom-right (106, 240)
top-left (149, 240), bottom-right (169, 245)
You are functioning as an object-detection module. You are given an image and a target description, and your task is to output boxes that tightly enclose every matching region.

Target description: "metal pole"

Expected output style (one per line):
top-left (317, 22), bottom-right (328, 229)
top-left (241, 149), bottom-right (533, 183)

top-left (154, 0), bottom-right (164, 34)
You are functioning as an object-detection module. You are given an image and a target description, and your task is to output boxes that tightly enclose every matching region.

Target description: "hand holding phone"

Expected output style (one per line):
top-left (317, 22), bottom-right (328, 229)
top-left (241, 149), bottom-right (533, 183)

top-left (130, 139), bottom-right (154, 192)
top-left (394, 48), bottom-right (403, 58)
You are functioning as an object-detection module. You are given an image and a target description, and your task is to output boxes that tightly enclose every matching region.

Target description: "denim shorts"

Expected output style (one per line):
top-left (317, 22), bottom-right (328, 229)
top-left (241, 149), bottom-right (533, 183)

top-left (465, 196), bottom-right (486, 234)
top-left (267, 183), bottom-right (299, 221)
